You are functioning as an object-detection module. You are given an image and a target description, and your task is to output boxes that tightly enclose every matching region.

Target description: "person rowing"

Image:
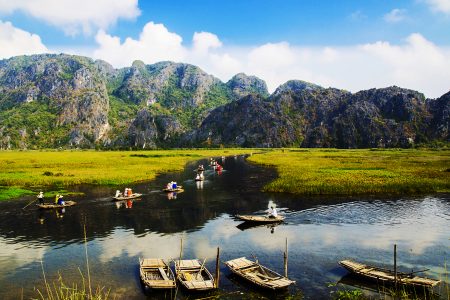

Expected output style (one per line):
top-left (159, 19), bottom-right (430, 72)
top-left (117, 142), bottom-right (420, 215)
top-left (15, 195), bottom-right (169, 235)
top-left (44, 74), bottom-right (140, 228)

top-left (268, 206), bottom-right (278, 218)
top-left (37, 191), bottom-right (44, 204)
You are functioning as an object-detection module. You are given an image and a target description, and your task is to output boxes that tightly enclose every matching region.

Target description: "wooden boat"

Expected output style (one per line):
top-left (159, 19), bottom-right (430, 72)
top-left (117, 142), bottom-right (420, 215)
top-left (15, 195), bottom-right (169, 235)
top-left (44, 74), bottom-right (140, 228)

top-left (139, 258), bottom-right (176, 289)
top-left (339, 260), bottom-right (441, 288)
top-left (162, 186), bottom-right (184, 192)
top-left (174, 259), bottom-right (215, 291)
top-left (236, 215), bottom-right (285, 223)
top-left (37, 201), bottom-right (76, 209)
top-left (112, 193), bottom-right (142, 201)
top-left (224, 257), bottom-right (294, 290)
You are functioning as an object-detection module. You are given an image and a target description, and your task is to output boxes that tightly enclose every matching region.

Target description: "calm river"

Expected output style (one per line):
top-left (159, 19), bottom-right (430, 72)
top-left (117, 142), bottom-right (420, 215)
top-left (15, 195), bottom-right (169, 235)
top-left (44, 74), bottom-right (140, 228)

top-left (0, 156), bottom-right (448, 299)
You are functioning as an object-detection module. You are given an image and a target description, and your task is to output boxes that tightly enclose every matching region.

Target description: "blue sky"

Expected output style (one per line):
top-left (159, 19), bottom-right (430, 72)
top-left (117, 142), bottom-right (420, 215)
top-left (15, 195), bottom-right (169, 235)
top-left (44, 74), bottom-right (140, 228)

top-left (0, 0), bottom-right (449, 97)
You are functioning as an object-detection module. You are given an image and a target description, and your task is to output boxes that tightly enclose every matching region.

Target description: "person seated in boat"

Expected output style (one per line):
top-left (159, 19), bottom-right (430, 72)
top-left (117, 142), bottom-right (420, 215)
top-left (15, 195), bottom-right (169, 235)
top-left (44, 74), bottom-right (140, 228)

top-left (55, 194), bottom-right (60, 204)
top-left (124, 188), bottom-right (129, 197)
top-left (268, 206), bottom-right (278, 218)
top-left (57, 195), bottom-right (64, 205)
top-left (37, 191), bottom-right (44, 204)
top-left (128, 188), bottom-right (133, 196)
top-left (115, 190), bottom-right (122, 198)
top-left (172, 182), bottom-right (177, 189)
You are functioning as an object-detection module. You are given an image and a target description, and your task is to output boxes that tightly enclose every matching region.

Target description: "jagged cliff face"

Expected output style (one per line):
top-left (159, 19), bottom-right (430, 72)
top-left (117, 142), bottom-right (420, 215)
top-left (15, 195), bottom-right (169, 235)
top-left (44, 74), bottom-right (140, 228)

top-left (189, 82), bottom-right (449, 148)
top-left (0, 54), bottom-right (448, 149)
top-left (0, 54), bottom-right (110, 149)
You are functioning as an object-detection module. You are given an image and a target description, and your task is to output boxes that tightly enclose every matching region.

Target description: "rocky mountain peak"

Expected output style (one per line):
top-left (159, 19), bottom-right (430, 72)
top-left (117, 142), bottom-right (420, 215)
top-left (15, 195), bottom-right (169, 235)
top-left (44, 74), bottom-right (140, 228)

top-left (226, 73), bottom-right (269, 99)
top-left (273, 80), bottom-right (323, 97)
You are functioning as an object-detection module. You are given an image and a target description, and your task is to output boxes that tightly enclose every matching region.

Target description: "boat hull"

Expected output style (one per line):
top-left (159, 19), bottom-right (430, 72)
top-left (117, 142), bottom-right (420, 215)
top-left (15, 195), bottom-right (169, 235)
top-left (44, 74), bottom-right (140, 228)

top-left (162, 187), bottom-right (184, 192)
top-left (139, 258), bottom-right (176, 290)
top-left (175, 259), bottom-right (216, 291)
top-left (112, 193), bottom-right (142, 201)
top-left (225, 257), bottom-right (294, 290)
top-left (339, 260), bottom-right (441, 288)
top-left (37, 201), bottom-right (76, 209)
top-left (236, 215), bottom-right (285, 223)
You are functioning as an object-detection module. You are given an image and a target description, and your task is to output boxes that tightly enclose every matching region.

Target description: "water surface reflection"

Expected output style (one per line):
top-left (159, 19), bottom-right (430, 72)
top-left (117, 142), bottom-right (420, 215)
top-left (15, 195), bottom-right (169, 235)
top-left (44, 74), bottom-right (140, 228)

top-left (0, 156), bottom-right (448, 299)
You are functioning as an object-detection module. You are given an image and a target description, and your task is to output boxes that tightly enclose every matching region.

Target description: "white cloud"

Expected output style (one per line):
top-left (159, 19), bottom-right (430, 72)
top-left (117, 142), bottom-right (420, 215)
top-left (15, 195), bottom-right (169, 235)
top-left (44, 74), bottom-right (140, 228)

top-left (0, 20), bottom-right (48, 59)
top-left (93, 22), bottom-right (186, 68)
top-left (193, 31), bottom-right (222, 54)
top-left (0, 236), bottom-right (47, 280)
top-left (0, 0), bottom-right (140, 36)
top-left (425, 0), bottom-right (450, 14)
top-left (384, 8), bottom-right (407, 23)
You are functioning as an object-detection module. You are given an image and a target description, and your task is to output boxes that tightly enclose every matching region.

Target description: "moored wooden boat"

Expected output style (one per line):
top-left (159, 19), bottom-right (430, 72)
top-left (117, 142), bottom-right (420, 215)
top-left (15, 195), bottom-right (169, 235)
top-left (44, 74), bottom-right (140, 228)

top-left (236, 215), bottom-right (285, 223)
top-left (174, 259), bottom-right (215, 291)
top-left (37, 201), bottom-right (76, 209)
top-left (112, 193), bottom-right (142, 201)
top-left (339, 259), bottom-right (441, 288)
top-left (224, 257), bottom-right (294, 290)
top-left (139, 258), bottom-right (176, 289)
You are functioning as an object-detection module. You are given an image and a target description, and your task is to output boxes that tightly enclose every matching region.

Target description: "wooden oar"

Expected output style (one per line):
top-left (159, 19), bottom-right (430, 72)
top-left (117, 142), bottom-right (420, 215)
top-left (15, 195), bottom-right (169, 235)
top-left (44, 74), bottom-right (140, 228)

top-left (22, 197), bottom-right (38, 209)
top-left (251, 254), bottom-right (269, 277)
top-left (197, 258), bottom-right (207, 279)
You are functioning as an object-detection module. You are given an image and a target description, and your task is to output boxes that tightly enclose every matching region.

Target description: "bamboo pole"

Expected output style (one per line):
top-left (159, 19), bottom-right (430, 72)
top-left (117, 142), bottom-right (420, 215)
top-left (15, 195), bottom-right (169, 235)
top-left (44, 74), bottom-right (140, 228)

top-left (84, 221), bottom-right (92, 299)
top-left (22, 197), bottom-right (37, 209)
top-left (178, 236), bottom-right (183, 274)
top-left (215, 247), bottom-right (220, 288)
top-left (394, 244), bottom-right (397, 293)
top-left (284, 238), bottom-right (288, 278)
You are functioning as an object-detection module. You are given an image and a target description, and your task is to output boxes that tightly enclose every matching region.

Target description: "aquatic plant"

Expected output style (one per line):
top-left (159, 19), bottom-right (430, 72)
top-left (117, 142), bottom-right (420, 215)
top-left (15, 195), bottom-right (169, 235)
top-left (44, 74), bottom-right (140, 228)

top-left (35, 224), bottom-right (110, 300)
top-left (0, 186), bottom-right (35, 201)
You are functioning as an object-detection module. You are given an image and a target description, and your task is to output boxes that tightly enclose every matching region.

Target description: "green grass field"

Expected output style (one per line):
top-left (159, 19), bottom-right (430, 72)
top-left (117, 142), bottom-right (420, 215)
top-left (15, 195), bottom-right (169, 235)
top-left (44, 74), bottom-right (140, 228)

top-left (0, 149), bottom-right (253, 200)
top-left (1, 148), bottom-right (449, 200)
top-left (248, 148), bottom-right (450, 195)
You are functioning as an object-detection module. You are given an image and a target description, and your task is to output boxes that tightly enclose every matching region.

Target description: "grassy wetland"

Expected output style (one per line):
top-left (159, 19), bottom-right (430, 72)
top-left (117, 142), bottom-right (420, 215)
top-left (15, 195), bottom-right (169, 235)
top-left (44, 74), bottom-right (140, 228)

top-left (0, 149), bottom-right (253, 200)
top-left (0, 148), bottom-right (449, 200)
top-left (248, 148), bottom-right (450, 195)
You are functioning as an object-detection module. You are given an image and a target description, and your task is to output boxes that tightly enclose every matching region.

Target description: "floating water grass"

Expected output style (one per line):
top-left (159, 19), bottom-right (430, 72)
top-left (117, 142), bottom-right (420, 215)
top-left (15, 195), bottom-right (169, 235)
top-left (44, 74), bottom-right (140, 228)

top-left (248, 148), bottom-right (450, 195)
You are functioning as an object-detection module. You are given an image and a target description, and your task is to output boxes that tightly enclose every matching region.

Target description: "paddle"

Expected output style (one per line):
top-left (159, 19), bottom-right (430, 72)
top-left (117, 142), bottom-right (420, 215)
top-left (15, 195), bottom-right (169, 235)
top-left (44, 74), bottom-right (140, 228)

top-left (197, 258), bottom-right (207, 279)
top-left (22, 197), bottom-right (38, 209)
top-left (251, 253), bottom-right (270, 277)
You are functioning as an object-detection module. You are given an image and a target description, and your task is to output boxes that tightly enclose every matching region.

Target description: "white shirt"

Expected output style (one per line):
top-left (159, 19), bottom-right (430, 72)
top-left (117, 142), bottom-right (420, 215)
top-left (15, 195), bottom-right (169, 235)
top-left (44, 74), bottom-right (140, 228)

top-left (269, 207), bottom-right (278, 217)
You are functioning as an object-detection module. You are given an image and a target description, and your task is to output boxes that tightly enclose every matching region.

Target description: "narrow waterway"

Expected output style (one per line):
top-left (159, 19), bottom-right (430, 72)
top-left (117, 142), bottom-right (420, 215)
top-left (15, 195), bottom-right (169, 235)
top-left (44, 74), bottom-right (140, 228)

top-left (0, 156), bottom-right (448, 299)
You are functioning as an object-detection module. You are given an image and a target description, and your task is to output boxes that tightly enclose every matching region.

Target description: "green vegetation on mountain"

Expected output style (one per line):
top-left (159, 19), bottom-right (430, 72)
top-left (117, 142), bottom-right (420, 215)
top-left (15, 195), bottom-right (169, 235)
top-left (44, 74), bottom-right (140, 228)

top-left (0, 54), bottom-right (447, 149)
